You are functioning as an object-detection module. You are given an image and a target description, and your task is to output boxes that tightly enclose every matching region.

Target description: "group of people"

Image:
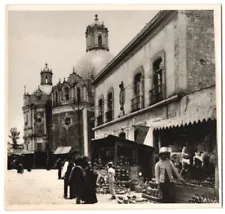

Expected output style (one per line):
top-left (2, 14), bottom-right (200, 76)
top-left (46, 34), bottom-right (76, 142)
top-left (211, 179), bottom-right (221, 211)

top-left (54, 156), bottom-right (117, 204)
top-left (60, 156), bottom-right (98, 204)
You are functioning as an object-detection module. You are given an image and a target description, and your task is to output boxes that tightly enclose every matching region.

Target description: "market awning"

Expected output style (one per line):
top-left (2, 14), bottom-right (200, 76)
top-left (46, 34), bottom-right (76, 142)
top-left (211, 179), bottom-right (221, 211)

top-left (92, 135), bottom-right (155, 150)
top-left (135, 125), bottom-right (149, 144)
top-left (53, 146), bottom-right (72, 155)
top-left (8, 150), bottom-right (34, 156)
top-left (151, 106), bottom-right (216, 130)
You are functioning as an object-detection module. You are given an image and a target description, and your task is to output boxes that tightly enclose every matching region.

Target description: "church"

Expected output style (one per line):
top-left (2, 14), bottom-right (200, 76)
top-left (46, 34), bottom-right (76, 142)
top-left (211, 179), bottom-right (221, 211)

top-left (22, 15), bottom-right (114, 166)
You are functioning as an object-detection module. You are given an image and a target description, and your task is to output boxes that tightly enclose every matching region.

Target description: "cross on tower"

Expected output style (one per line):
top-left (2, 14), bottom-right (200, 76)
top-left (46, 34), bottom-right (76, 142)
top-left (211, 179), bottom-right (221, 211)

top-left (45, 63), bottom-right (48, 68)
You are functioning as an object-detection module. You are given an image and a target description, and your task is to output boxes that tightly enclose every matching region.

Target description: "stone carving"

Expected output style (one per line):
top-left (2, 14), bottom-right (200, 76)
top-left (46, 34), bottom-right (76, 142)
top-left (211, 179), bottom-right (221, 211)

top-left (119, 81), bottom-right (125, 117)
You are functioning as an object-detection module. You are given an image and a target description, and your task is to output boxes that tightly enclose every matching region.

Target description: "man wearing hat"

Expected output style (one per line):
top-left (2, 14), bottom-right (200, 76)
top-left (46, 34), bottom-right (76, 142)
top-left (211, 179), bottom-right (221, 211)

top-left (155, 147), bottom-right (186, 203)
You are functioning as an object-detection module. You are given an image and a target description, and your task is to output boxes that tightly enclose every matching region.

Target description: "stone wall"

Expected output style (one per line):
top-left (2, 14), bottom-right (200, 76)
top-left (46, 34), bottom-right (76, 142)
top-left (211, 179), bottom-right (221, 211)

top-left (94, 14), bottom-right (178, 123)
top-left (185, 10), bottom-right (215, 92)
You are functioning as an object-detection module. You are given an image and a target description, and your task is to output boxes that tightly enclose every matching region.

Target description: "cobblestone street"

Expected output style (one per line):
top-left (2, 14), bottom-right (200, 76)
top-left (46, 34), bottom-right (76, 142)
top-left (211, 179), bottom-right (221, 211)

top-left (5, 169), bottom-right (117, 206)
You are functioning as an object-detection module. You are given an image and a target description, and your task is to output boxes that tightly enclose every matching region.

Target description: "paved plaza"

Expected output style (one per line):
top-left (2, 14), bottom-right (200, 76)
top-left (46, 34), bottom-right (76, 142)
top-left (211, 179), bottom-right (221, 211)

top-left (5, 169), bottom-right (117, 206)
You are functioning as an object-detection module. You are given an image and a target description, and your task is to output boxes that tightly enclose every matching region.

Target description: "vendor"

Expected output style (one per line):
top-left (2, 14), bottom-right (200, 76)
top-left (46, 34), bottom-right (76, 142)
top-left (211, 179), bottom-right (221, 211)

top-left (155, 147), bottom-right (186, 203)
top-left (107, 162), bottom-right (116, 200)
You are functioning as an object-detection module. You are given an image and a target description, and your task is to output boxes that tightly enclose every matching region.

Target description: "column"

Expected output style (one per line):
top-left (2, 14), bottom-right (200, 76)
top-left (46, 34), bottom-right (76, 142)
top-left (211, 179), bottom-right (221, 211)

top-left (105, 34), bottom-right (109, 50)
top-left (83, 107), bottom-right (88, 156)
top-left (44, 110), bottom-right (47, 135)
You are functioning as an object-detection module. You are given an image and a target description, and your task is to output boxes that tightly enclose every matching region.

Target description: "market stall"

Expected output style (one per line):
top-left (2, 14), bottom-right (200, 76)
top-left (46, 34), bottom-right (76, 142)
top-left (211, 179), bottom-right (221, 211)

top-left (91, 135), bottom-right (155, 180)
top-left (52, 146), bottom-right (77, 168)
top-left (151, 119), bottom-right (219, 203)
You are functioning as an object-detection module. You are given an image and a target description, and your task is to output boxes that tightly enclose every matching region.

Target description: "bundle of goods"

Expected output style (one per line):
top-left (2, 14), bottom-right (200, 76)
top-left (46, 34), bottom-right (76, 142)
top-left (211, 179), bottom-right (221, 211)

top-left (115, 180), bottom-right (131, 195)
top-left (96, 169), bottom-right (109, 194)
top-left (96, 184), bottom-right (109, 194)
top-left (117, 195), bottom-right (149, 204)
top-left (141, 180), bottom-right (161, 203)
top-left (188, 193), bottom-right (218, 203)
top-left (186, 176), bottom-right (215, 188)
top-left (93, 158), bottom-right (107, 170)
top-left (178, 175), bottom-right (215, 188)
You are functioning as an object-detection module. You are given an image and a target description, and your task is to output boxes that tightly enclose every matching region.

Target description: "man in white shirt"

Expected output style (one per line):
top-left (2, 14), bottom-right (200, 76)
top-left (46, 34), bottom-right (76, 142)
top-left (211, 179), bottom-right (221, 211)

top-left (62, 158), bottom-right (69, 199)
top-left (107, 162), bottom-right (116, 200)
top-left (155, 147), bottom-right (186, 203)
top-left (62, 159), bottom-right (69, 179)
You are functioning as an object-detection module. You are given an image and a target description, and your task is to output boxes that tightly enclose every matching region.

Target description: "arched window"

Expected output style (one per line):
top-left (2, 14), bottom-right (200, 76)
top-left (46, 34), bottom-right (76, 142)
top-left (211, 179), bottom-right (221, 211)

top-left (97, 97), bottom-right (104, 126)
top-left (98, 34), bottom-right (102, 47)
top-left (131, 70), bottom-right (144, 112)
top-left (106, 90), bottom-right (114, 122)
top-left (150, 57), bottom-right (164, 105)
top-left (134, 73), bottom-right (142, 96)
top-left (98, 98), bottom-right (103, 116)
top-left (45, 76), bottom-right (48, 84)
top-left (64, 87), bottom-right (69, 101)
top-left (119, 132), bottom-right (126, 139)
top-left (77, 87), bottom-right (81, 103)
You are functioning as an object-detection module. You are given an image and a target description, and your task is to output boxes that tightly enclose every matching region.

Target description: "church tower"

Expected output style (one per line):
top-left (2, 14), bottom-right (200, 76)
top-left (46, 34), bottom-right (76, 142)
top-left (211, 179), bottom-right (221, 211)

top-left (40, 63), bottom-right (53, 95)
top-left (85, 14), bottom-right (109, 52)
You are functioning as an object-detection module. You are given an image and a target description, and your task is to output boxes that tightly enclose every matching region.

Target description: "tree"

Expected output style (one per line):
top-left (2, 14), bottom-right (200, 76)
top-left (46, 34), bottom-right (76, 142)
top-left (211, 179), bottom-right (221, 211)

top-left (8, 127), bottom-right (20, 149)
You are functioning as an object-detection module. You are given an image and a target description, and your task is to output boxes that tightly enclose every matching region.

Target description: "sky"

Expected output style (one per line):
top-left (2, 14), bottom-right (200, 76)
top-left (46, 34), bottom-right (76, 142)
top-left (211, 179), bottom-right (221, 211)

top-left (7, 10), bottom-right (158, 142)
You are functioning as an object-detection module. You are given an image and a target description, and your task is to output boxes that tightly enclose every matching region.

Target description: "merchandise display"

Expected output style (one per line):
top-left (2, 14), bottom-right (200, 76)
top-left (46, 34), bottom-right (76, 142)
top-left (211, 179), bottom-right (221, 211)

top-left (117, 194), bottom-right (149, 204)
top-left (141, 180), bottom-right (161, 203)
top-left (188, 193), bottom-right (218, 203)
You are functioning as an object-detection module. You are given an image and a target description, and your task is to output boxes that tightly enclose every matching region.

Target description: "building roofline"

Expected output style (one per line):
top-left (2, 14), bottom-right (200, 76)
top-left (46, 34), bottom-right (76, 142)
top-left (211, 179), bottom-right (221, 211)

top-left (93, 10), bottom-right (177, 85)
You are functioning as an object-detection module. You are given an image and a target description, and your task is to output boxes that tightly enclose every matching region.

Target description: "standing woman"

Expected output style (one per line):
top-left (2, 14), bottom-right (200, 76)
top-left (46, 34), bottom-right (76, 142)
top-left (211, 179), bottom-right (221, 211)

top-left (83, 159), bottom-right (98, 204)
top-left (70, 158), bottom-right (86, 204)
top-left (155, 147), bottom-right (186, 203)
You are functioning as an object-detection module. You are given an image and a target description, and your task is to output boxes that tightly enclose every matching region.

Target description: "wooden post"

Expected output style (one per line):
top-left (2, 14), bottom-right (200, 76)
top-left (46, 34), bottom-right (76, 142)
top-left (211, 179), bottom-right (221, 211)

top-left (114, 144), bottom-right (117, 165)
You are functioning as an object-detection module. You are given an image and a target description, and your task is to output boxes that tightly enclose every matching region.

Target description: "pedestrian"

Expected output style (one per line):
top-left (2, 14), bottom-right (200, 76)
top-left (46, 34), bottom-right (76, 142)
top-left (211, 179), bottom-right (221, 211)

top-left (46, 157), bottom-right (51, 171)
top-left (55, 158), bottom-right (63, 179)
top-left (17, 162), bottom-right (24, 174)
top-left (155, 147), bottom-right (186, 203)
top-left (83, 159), bottom-right (98, 204)
top-left (63, 158), bottom-right (75, 199)
top-left (70, 157), bottom-right (86, 204)
top-left (107, 162), bottom-right (116, 200)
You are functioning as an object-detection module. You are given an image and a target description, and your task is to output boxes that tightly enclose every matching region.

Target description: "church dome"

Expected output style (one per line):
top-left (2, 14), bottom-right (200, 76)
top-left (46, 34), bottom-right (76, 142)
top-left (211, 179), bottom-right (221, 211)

top-left (75, 48), bottom-right (114, 79)
top-left (74, 15), bottom-right (114, 79)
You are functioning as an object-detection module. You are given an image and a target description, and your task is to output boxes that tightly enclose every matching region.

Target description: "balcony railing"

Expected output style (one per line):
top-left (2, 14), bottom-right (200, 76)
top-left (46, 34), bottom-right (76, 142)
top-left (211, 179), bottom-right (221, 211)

top-left (149, 84), bottom-right (164, 105)
top-left (131, 95), bottom-right (144, 112)
top-left (105, 109), bottom-right (114, 122)
top-left (97, 115), bottom-right (103, 126)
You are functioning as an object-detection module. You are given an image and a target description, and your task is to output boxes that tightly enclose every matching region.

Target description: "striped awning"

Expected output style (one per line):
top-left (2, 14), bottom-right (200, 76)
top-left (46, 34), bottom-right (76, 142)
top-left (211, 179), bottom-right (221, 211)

top-left (151, 106), bottom-right (216, 130)
top-left (8, 150), bottom-right (34, 156)
top-left (53, 146), bottom-right (72, 155)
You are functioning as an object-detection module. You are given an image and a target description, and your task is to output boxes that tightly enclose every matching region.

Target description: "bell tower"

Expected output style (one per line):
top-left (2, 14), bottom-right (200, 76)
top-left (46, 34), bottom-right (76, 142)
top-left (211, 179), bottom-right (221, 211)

top-left (40, 63), bottom-right (53, 95)
top-left (85, 14), bottom-right (109, 52)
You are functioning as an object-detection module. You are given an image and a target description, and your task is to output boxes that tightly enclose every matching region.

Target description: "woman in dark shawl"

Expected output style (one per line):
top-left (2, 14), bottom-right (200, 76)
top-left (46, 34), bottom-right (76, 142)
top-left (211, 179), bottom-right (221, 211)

top-left (69, 157), bottom-right (86, 204)
top-left (83, 159), bottom-right (98, 204)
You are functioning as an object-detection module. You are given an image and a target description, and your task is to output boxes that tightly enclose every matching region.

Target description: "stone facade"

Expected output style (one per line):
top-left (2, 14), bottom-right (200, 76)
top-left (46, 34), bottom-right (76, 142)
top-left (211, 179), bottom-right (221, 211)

top-left (52, 110), bottom-right (84, 151)
top-left (23, 86), bottom-right (51, 152)
top-left (93, 10), bottom-right (216, 143)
